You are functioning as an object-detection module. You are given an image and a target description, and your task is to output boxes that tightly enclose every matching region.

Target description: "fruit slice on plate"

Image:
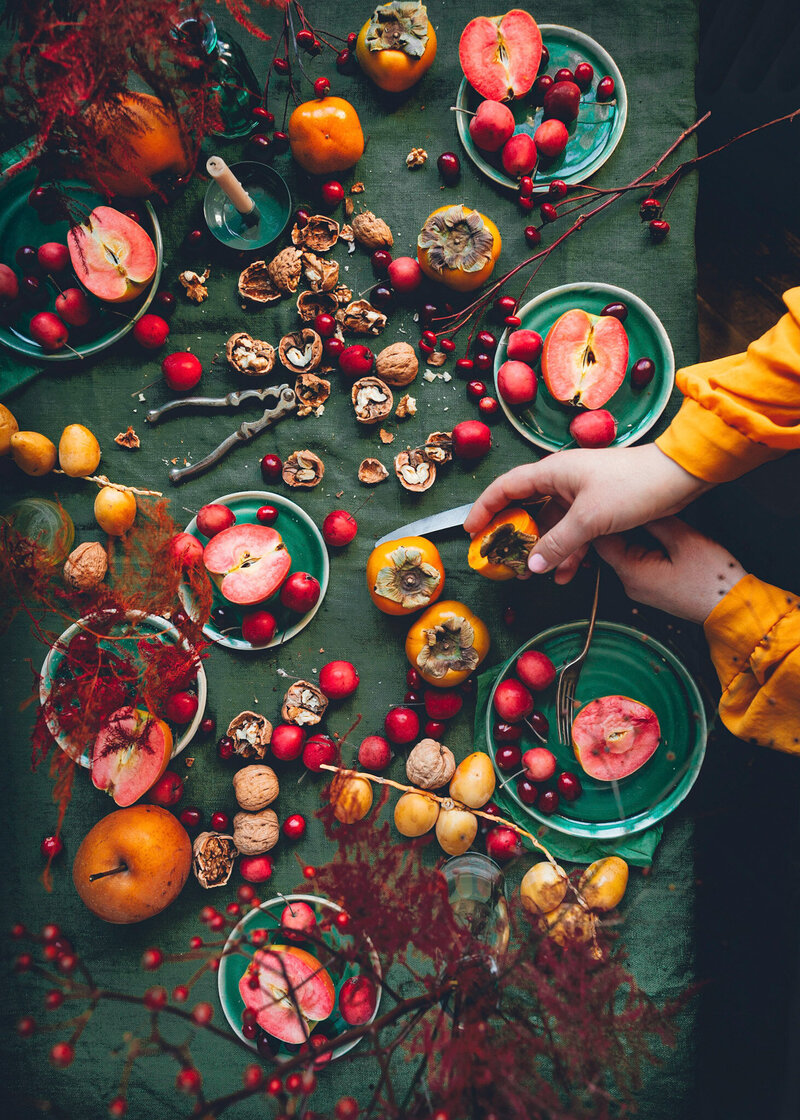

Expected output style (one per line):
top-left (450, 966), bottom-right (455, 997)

top-left (541, 309), bottom-right (629, 409)
top-left (68, 206), bottom-right (157, 304)
top-left (239, 945), bottom-right (336, 1044)
top-left (572, 695), bottom-right (660, 781)
top-left (203, 524), bottom-right (291, 606)
top-left (91, 706), bottom-right (173, 806)
top-left (459, 9), bottom-right (542, 101)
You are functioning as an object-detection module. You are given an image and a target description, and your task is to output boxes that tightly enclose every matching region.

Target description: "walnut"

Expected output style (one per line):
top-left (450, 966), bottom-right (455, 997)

top-left (226, 710), bottom-right (273, 761)
top-left (281, 680), bottom-right (329, 726)
top-left (238, 260), bottom-right (281, 304)
top-left (351, 211), bottom-right (394, 250)
top-left (339, 223), bottom-right (354, 242)
top-left (333, 284), bottom-right (353, 304)
top-left (233, 764), bottom-right (280, 811)
top-left (426, 350), bottom-right (447, 367)
top-left (337, 299), bottom-right (387, 336)
top-left (379, 428), bottom-right (394, 444)
top-left (407, 739), bottom-right (456, 789)
top-left (395, 448), bottom-right (436, 492)
top-left (291, 214), bottom-right (339, 251)
top-left (295, 373), bottom-right (331, 417)
top-left (344, 197), bottom-right (355, 218)
top-left (283, 449), bottom-right (325, 488)
top-left (300, 251), bottom-right (339, 293)
top-left (352, 377), bottom-right (393, 425)
top-left (226, 332), bottom-right (276, 378)
top-left (267, 247), bottom-right (302, 294)
top-left (297, 290), bottom-right (339, 322)
top-left (179, 268), bottom-right (210, 302)
top-left (358, 457), bottom-right (389, 484)
top-left (350, 182), bottom-right (365, 194)
top-left (395, 394), bottom-right (416, 419)
top-left (233, 809), bottom-right (279, 855)
top-left (114, 426), bottom-right (140, 450)
top-left (406, 147), bottom-right (428, 168)
top-left (279, 329), bottom-right (323, 374)
top-left (63, 541), bottom-right (107, 590)
top-left (424, 431), bottom-right (453, 464)
top-left (374, 341), bottom-right (418, 387)
top-left (192, 832), bottom-right (238, 888)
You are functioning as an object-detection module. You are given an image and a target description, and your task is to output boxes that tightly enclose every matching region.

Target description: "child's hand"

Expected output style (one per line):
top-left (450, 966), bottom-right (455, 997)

top-left (594, 518), bottom-right (747, 624)
top-left (463, 444), bottom-right (710, 584)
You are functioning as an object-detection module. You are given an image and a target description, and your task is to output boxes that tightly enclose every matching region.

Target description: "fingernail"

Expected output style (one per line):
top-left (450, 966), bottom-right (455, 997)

top-left (528, 553), bottom-right (548, 574)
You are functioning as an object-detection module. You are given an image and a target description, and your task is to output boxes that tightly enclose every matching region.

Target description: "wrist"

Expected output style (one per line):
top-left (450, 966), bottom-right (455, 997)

top-left (694, 560), bottom-right (749, 624)
top-left (642, 444), bottom-right (712, 512)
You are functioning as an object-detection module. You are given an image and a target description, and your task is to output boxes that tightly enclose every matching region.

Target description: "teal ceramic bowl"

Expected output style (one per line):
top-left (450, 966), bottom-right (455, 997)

top-left (204, 162), bottom-right (292, 250)
top-left (484, 621), bottom-right (707, 839)
top-left (0, 167), bottom-right (162, 362)
top-left (494, 281), bottom-right (675, 452)
top-left (455, 24), bottom-right (627, 192)
top-left (181, 490), bottom-right (329, 652)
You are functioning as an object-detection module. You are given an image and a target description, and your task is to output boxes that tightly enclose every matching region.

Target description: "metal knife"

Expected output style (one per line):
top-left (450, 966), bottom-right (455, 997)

top-left (373, 497), bottom-right (551, 548)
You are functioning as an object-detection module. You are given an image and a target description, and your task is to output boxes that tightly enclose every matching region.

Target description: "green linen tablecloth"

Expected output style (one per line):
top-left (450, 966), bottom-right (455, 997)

top-left (6, 2), bottom-right (793, 1118)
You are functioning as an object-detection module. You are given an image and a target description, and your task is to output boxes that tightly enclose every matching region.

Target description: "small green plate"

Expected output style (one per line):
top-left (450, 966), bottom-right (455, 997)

top-left (0, 167), bottom-right (163, 362)
top-left (181, 490), bottom-right (329, 652)
top-left (455, 24), bottom-right (627, 193)
top-left (484, 621), bottom-right (707, 839)
top-left (494, 281), bottom-right (675, 452)
top-left (217, 893), bottom-right (381, 1060)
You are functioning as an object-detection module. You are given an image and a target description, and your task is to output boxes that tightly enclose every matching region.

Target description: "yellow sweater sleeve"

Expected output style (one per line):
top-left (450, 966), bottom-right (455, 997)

top-left (656, 288), bottom-right (800, 483)
top-left (703, 574), bottom-right (800, 754)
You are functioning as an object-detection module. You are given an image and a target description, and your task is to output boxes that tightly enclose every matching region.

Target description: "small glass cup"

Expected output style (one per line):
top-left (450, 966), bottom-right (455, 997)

top-left (441, 852), bottom-right (510, 959)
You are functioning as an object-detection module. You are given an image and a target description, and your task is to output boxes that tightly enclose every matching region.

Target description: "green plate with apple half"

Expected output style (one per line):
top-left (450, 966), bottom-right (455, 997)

top-left (181, 490), bottom-right (329, 652)
top-left (455, 24), bottom-right (627, 193)
top-left (485, 621), bottom-right (707, 840)
top-left (0, 165), bottom-right (163, 362)
top-left (494, 281), bottom-right (675, 453)
top-left (218, 893), bottom-right (381, 1061)
top-left (39, 610), bottom-right (207, 768)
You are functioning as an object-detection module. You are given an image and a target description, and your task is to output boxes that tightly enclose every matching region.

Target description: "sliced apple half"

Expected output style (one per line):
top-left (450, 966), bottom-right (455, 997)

top-left (459, 10), bottom-right (542, 101)
top-left (68, 206), bottom-right (157, 304)
top-left (91, 706), bottom-right (173, 806)
top-left (239, 945), bottom-right (336, 1045)
top-left (541, 309), bottom-right (629, 409)
top-left (203, 524), bottom-right (291, 606)
top-left (572, 695), bottom-right (660, 782)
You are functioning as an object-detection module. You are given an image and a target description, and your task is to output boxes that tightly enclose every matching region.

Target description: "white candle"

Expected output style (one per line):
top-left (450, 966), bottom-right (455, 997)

top-left (206, 156), bottom-right (255, 215)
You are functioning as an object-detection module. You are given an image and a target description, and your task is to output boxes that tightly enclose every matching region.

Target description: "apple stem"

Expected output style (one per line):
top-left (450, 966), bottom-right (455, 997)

top-left (89, 862), bottom-right (128, 882)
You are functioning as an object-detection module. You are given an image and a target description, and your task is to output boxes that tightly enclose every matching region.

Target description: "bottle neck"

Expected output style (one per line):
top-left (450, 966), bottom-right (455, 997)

top-left (173, 10), bottom-right (218, 56)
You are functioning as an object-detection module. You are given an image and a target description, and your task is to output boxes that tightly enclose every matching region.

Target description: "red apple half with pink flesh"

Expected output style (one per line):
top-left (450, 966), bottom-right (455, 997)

top-left (203, 524), bottom-right (291, 606)
top-left (459, 10), bottom-right (542, 101)
top-left (572, 695), bottom-right (660, 781)
top-left (91, 706), bottom-right (173, 806)
top-left (541, 309), bottom-right (629, 409)
top-left (68, 206), bottom-right (157, 304)
top-left (239, 945), bottom-right (335, 1044)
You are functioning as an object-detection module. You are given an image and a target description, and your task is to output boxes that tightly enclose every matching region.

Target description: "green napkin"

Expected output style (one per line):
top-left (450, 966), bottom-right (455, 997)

top-left (474, 666), bottom-right (662, 867)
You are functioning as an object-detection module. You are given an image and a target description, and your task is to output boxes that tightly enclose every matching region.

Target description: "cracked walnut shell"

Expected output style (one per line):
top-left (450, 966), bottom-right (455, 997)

top-left (291, 214), bottom-right (339, 251)
top-left (295, 373), bottom-right (330, 417)
top-left (226, 711), bottom-right (273, 761)
top-left (192, 832), bottom-right (238, 888)
top-left (279, 329), bottom-right (323, 374)
top-left (407, 739), bottom-right (456, 789)
top-left (281, 680), bottom-right (329, 726)
top-left (63, 541), bottom-right (107, 590)
top-left (352, 377), bottom-right (393, 425)
top-left (233, 809), bottom-right (279, 855)
top-left (302, 251), bottom-right (339, 293)
top-left (424, 431), bottom-right (453, 464)
top-left (375, 341), bottom-right (419, 387)
top-left (283, 449), bottom-right (324, 488)
top-left (238, 261), bottom-right (281, 304)
top-left (297, 290), bottom-right (338, 322)
top-left (226, 332), bottom-right (276, 378)
top-left (395, 448), bottom-right (436, 492)
top-left (351, 211), bottom-right (394, 250)
top-left (337, 299), bottom-right (387, 336)
top-left (358, 457), bottom-right (389, 484)
top-left (267, 247), bottom-right (302, 294)
top-left (233, 764), bottom-right (280, 811)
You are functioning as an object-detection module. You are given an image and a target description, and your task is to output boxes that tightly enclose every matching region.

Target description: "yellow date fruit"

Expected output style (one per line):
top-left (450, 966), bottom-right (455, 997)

top-left (520, 861), bottom-right (569, 916)
top-left (332, 775), bottom-right (374, 824)
top-left (0, 403), bottom-right (19, 456)
top-left (11, 431), bottom-right (57, 476)
top-left (59, 424), bottom-right (101, 477)
top-left (435, 805), bottom-right (478, 856)
top-left (94, 486), bottom-right (137, 535)
top-left (578, 856), bottom-right (629, 912)
top-left (449, 751), bottom-right (496, 809)
top-left (394, 792), bottom-right (439, 837)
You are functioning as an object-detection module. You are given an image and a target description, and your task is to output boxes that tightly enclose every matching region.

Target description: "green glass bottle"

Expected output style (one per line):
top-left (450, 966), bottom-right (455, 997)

top-left (173, 10), bottom-right (259, 140)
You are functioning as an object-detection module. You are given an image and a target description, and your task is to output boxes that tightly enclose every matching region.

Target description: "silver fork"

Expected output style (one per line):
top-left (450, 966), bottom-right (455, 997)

top-left (556, 568), bottom-right (601, 746)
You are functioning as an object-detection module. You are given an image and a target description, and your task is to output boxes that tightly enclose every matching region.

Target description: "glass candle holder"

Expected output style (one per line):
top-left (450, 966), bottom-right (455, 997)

top-left (3, 498), bottom-right (75, 567)
top-left (441, 852), bottom-right (510, 959)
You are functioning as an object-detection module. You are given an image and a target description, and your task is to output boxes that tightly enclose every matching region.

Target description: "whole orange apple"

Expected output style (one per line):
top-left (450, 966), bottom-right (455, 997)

top-left (72, 805), bottom-right (192, 924)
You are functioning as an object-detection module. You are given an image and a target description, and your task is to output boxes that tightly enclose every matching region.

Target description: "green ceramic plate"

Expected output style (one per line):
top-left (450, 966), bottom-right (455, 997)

top-left (217, 893), bottom-right (381, 1060)
top-left (455, 24), bottom-right (627, 192)
top-left (39, 611), bottom-right (207, 768)
top-left (494, 281), bottom-right (675, 452)
top-left (0, 166), bottom-right (163, 362)
top-left (484, 621), bottom-right (707, 839)
top-left (181, 490), bottom-right (329, 652)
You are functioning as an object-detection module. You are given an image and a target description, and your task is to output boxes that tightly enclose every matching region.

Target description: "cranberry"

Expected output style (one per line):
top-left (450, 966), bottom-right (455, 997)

top-left (346, 31), bottom-right (358, 48)
top-left (256, 504), bottom-right (279, 525)
top-left (419, 302), bottom-right (438, 324)
top-left (503, 606), bottom-right (516, 625)
top-left (176, 1068), bottom-right (202, 1095)
top-left (424, 719), bottom-right (446, 738)
top-left (260, 452), bottom-right (282, 481)
top-left (303, 734), bottom-right (338, 772)
top-left (337, 48), bottom-right (356, 73)
top-left (537, 789), bottom-right (560, 815)
top-left (516, 776), bottom-right (539, 805)
top-left (324, 335), bottom-right (345, 358)
top-left (600, 301), bottom-right (628, 322)
top-left (455, 357), bottom-right (475, 376)
top-left (540, 202), bottom-right (558, 223)
top-left (404, 690), bottom-right (422, 705)
top-left (322, 510), bottom-right (358, 547)
top-left (266, 1074), bottom-right (283, 1095)
top-left (440, 337), bottom-right (456, 353)
top-left (141, 947), bottom-right (163, 970)
top-left (524, 225), bottom-right (542, 247)
top-left (286, 1073), bottom-right (303, 1095)
top-left (421, 329), bottom-right (438, 347)
top-left (321, 179), bottom-right (344, 207)
top-left (271, 724), bottom-right (305, 761)
top-left (40, 835), bottom-right (63, 860)
top-left (505, 315), bottom-right (522, 328)
top-left (273, 57), bottom-right (290, 74)
top-left (528, 710), bottom-right (550, 740)
top-left (241, 610), bottom-right (277, 645)
top-left (243, 1065), bottom-right (264, 1090)
top-left (17, 1015), bottom-right (36, 1037)
top-left (240, 855), bottom-right (273, 883)
top-left (573, 61), bottom-right (594, 90)
top-left (314, 76), bottom-right (331, 98)
top-left (210, 810), bottom-right (230, 831)
top-left (473, 351), bottom-right (492, 372)
top-left (149, 771), bottom-right (184, 807)
top-left (252, 107), bottom-right (275, 127)
top-left (493, 721), bottom-right (523, 744)
top-left (639, 197), bottom-right (661, 221)
top-left (247, 132), bottom-right (271, 154)
top-left (437, 151), bottom-right (461, 184)
top-left (272, 130), bottom-right (290, 151)
top-left (452, 419), bottom-right (492, 460)
top-left (419, 338), bottom-right (434, 355)
top-left (384, 706), bottom-right (420, 745)
top-left (549, 179), bottom-right (568, 199)
top-left (476, 329), bottom-right (497, 353)
top-left (41, 923), bottom-right (60, 941)
top-left (339, 344), bottom-right (374, 378)
top-left (164, 690), bottom-right (198, 724)
top-left (49, 1042), bottom-right (75, 1068)
top-left (467, 379), bottom-right (487, 400)
top-left (485, 825), bottom-right (523, 861)
top-left (557, 771), bottom-right (582, 801)
top-left (199, 715), bottom-right (215, 736)
top-left (531, 74), bottom-right (554, 105)
top-left (649, 218), bottom-right (670, 242)
top-left (596, 75), bottom-right (615, 101)
top-left (496, 744), bottom-right (521, 771)
top-left (518, 195), bottom-right (535, 212)
top-left (478, 396), bottom-right (500, 418)
top-left (14, 953), bottom-right (33, 972)
top-left (143, 986), bottom-right (168, 1010)
top-left (45, 989), bottom-right (64, 1010)
top-left (319, 659), bottom-right (359, 698)
top-left (314, 312), bottom-right (337, 337)
top-left (406, 668), bottom-right (423, 689)
top-left (282, 813), bottom-right (307, 840)
top-left (217, 735), bottom-right (235, 760)
top-left (179, 807), bottom-right (202, 828)
top-left (295, 208), bottom-right (310, 228)
top-left (494, 295), bottom-right (517, 318)
top-left (424, 689), bottom-right (462, 720)
top-left (518, 176), bottom-right (534, 199)
top-left (296, 28), bottom-right (315, 50)
top-left (631, 356), bottom-right (656, 388)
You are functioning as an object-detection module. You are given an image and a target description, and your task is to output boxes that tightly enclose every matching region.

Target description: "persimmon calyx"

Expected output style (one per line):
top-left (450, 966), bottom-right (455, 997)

top-left (365, 2), bottom-right (429, 57)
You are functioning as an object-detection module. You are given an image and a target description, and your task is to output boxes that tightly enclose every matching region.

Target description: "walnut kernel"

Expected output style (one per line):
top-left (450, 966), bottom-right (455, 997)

top-left (352, 377), bottom-right (393, 425)
top-left (192, 832), bottom-right (238, 888)
top-left (395, 394), bottom-right (416, 419)
top-left (406, 147), bottom-right (428, 168)
top-left (281, 680), bottom-right (329, 726)
top-left (283, 449), bottom-right (325, 488)
top-left (226, 711), bottom-right (273, 761)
